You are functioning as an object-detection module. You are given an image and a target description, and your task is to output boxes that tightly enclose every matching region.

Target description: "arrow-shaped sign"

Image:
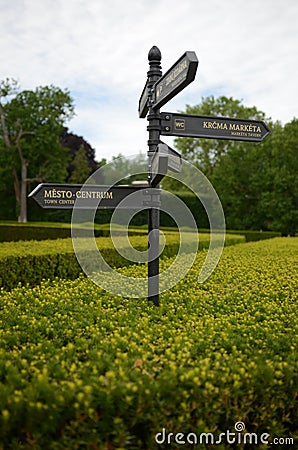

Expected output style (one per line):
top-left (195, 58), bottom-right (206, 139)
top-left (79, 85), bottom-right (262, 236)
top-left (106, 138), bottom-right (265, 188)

top-left (138, 80), bottom-right (149, 118)
top-left (29, 184), bottom-right (161, 209)
top-left (152, 52), bottom-right (198, 110)
top-left (161, 112), bottom-right (270, 142)
top-left (151, 142), bottom-right (182, 187)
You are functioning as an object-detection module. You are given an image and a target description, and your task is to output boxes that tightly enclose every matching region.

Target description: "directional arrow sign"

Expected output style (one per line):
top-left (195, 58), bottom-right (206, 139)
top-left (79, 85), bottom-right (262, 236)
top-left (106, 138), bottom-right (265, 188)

top-left (152, 52), bottom-right (198, 110)
top-left (151, 142), bottom-right (182, 187)
top-left (161, 112), bottom-right (270, 142)
top-left (29, 184), bottom-right (161, 209)
top-left (138, 80), bottom-right (149, 118)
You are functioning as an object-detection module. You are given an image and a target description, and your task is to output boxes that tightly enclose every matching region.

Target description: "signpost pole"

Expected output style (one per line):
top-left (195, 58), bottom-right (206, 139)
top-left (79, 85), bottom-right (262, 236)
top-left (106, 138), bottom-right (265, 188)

top-left (147, 46), bottom-right (162, 306)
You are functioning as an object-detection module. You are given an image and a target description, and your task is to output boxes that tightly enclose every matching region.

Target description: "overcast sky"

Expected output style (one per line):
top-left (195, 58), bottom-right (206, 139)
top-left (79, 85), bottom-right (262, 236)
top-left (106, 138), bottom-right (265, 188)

top-left (1, 0), bottom-right (297, 161)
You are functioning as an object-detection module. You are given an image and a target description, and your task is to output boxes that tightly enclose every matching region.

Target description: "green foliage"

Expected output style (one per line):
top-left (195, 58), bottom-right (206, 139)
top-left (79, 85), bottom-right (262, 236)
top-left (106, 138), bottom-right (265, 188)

top-left (0, 79), bottom-right (74, 221)
top-left (0, 223), bottom-right (72, 242)
top-left (0, 221), bottom-right (277, 244)
top-left (257, 119), bottom-right (298, 235)
top-left (175, 96), bottom-right (266, 177)
top-left (0, 222), bottom-right (149, 242)
top-left (2, 83), bottom-right (74, 182)
top-left (0, 232), bottom-right (245, 290)
top-left (60, 129), bottom-right (99, 169)
top-left (68, 145), bottom-right (92, 184)
top-left (0, 238), bottom-right (296, 448)
top-left (0, 236), bottom-right (141, 290)
top-left (221, 229), bottom-right (280, 242)
top-left (174, 96), bottom-right (297, 235)
top-left (101, 153), bottom-right (148, 185)
top-left (211, 119), bottom-right (298, 234)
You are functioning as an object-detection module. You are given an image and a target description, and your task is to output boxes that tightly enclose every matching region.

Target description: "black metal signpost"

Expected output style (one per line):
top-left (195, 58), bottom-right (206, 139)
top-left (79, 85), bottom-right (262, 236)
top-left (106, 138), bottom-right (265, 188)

top-left (142, 47), bottom-right (198, 305)
top-left (145, 47), bottom-right (163, 306)
top-left (140, 46), bottom-right (270, 306)
top-left (29, 45), bottom-right (270, 307)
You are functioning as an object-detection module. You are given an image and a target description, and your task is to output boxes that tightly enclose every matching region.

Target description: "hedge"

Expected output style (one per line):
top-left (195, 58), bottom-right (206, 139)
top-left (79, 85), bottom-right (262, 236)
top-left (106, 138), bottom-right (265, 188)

top-left (221, 229), bottom-right (281, 242)
top-left (0, 222), bottom-right (149, 243)
top-left (0, 220), bottom-right (279, 243)
top-left (0, 236), bottom-right (143, 291)
top-left (0, 237), bottom-right (296, 449)
top-left (0, 233), bottom-right (245, 291)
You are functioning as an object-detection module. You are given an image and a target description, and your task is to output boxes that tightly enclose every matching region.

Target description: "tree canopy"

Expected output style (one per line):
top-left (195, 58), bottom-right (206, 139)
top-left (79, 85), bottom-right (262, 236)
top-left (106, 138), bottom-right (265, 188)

top-left (60, 128), bottom-right (101, 181)
top-left (0, 79), bottom-right (74, 222)
top-left (173, 96), bottom-right (297, 235)
top-left (68, 145), bottom-right (92, 184)
top-left (175, 96), bottom-right (266, 177)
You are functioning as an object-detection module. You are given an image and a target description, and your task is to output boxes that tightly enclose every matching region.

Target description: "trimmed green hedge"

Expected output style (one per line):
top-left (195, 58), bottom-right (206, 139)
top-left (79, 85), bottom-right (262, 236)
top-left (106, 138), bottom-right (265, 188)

top-left (0, 237), bottom-right (143, 291)
top-left (0, 238), bottom-right (296, 449)
top-left (0, 222), bottom-right (149, 243)
top-left (0, 223), bottom-right (71, 242)
top-left (0, 220), bottom-right (280, 243)
top-left (222, 229), bottom-right (281, 242)
top-left (0, 233), bottom-right (245, 290)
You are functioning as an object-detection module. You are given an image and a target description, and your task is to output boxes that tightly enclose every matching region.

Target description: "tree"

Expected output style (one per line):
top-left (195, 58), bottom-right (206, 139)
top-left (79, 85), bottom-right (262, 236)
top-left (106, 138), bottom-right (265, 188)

top-left (210, 119), bottom-right (298, 234)
top-left (0, 79), bottom-right (74, 222)
top-left (211, 135), bottom-right (267, 230)
top-left (101, 152), bottom-right (148, 185)
top-left (174, 96), bottom-right (297, 234)
top-left (59, 128), bottom-right (102, 179)
top-left (173, 96), bottom-right (270, 229)
top-left (257, 119), bottom-right (298, 234)
top-left (175, 96), bottom-right (266, 178)
top-left (68, 144), bottom-right (92, 183)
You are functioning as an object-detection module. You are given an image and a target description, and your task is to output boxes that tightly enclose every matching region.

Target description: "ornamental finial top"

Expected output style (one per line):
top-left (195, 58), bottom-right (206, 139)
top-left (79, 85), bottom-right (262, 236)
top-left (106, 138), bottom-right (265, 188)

top-left (148, 46), bottom-right (161, 62)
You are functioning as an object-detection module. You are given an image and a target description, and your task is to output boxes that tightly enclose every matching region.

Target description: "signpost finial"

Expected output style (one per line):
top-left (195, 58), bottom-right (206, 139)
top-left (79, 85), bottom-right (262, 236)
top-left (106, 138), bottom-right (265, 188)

top-left (148, 46), bottom-right (161, 63)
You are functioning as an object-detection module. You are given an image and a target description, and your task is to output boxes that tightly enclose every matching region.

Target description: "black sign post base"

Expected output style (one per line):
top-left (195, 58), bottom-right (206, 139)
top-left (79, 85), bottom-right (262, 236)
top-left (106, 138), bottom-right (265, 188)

top-left (148, 208), bottom-right (160, 306)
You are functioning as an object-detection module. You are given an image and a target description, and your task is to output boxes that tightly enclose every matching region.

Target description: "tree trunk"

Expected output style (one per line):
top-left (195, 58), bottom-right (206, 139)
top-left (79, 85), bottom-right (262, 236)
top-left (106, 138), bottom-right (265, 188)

top-left (18, 160), bottom-right (28, 223)
top-left (13, 167), bottom-right (20, 205)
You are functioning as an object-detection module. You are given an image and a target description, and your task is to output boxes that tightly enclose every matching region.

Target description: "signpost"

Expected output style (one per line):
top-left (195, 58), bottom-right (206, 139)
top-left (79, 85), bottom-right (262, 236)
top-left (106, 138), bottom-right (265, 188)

top-left (29, 183), bottom-right (161, 210)
top-left (152, 51), bottom-right (198, 110)
top-left (139, 46), bottom-right (269, 306)
top-left (161, 112), bottom-right (270, 142)
top-left (29, 45), bottom-right (270, 307)
top-left (151, 142), bottom-right (182, 187)
top-left (138, 81), bottom-right (149, 118)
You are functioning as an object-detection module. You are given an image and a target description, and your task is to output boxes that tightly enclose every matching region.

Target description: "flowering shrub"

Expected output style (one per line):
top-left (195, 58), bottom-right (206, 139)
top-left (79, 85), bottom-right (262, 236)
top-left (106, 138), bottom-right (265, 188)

top-left (0, 233), bottom-right (244, 290)
top-left (0, 237), bottom-right (296, 449)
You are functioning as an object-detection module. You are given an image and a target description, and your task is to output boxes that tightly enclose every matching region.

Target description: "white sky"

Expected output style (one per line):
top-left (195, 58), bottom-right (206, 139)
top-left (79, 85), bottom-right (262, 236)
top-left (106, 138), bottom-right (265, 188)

top-left (1, 0), bottom-right (297, 161)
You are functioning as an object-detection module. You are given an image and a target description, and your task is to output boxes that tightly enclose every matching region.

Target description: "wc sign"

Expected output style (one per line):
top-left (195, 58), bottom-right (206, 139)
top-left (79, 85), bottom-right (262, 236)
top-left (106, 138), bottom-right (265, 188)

top-left (175, 118), bottom-right (185, 130)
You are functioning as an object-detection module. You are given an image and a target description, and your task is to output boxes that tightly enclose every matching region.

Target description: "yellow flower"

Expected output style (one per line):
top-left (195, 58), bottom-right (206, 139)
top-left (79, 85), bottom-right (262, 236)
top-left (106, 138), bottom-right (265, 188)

top-left (2, 410), bottom-right (10, 420)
